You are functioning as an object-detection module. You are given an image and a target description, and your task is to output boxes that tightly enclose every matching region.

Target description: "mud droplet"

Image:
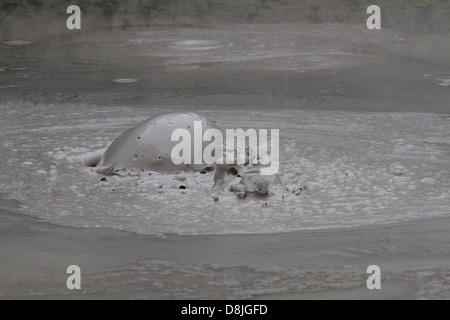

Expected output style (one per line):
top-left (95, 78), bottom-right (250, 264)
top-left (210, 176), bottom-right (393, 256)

top-left (175, 175), bottom-right (187, 181)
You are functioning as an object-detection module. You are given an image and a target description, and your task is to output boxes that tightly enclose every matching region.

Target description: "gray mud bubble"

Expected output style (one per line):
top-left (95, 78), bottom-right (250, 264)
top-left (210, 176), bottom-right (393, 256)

top-left (3, 40), bottom-right (32, 46)
top-left (95, 112), bottom-right (218, 175)
top-left (175, 175), bottom-right (187, 181)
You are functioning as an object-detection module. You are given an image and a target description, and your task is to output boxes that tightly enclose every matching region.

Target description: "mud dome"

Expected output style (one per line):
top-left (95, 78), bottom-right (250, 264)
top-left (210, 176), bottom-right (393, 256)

top-left (95, 112), bottom-right (217, 174)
